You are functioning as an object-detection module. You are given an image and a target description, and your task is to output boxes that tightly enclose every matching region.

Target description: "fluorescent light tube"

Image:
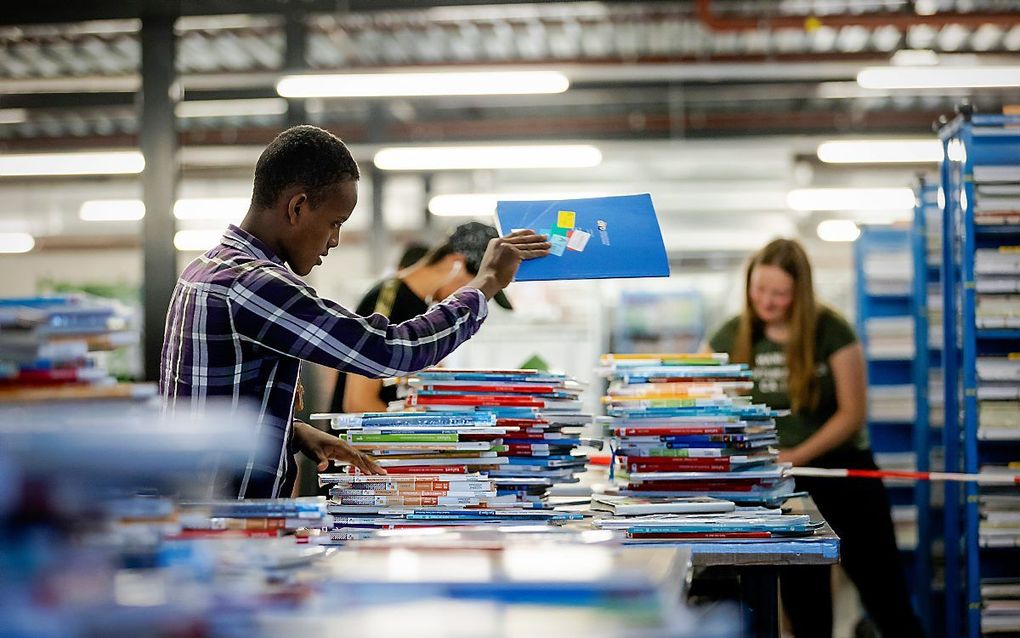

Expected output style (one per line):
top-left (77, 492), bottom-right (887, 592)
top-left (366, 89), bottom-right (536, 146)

top-left (0, 151), bottom-right (144, 177)
top-left (857, 66), bottom-right (1020, 89)
top-left (817, 220), bottom-right (861, 242)
top-left (0, 232), bottom-right (35, 253)
top-left (78, 197), bottom-right (251, 222)
top-left (787, 188), bottom-right (916, 212)
top-left (817, 139), bottom-right (943, 164)
top-left (428, 192), bottom-right (608, 217)
top-left (174, 230), bottom-right (223, 252)
top-left (277, 70), bottom-right (569, 98)
top-left (375, 145), bottom-right (602, 171)
top-left (80, 200), bottom-right (146, 222)
top-left (176, 98), bottom-right (287, 119)
top-left (173, 197), bottom-right (250, 221)
top-left (0, 108), bottom-right (27, 124)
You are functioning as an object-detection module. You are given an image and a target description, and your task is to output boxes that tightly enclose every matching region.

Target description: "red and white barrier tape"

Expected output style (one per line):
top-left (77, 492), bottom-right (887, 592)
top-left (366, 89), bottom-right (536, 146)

top-left (791, 467), bottom-right (1020, 485)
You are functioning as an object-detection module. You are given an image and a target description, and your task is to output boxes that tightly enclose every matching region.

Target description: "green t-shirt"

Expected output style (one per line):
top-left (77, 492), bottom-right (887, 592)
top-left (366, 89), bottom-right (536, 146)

top-left (709, 308), bottom-right (869, 452)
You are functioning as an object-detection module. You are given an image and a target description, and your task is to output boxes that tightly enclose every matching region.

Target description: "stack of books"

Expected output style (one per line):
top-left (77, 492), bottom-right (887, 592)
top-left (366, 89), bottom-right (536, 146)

top-left (972, 168), bottom-right (1020, 225)
top-left (0, 295), bottom-right (146, 401)
top-left (176, 497), bottom-right (331, 538)
top-left (977, 356), bottom-right (1020, 440)
top-left (982, 578), bottom-right (1020, 633)
top-left (311, 380), bottom-right (588, 542)
top-left (597, 353), bottom-right (796, 511)
top-left (979, 465), bottom-right (1020, 549)
top-left (864, 316), bottom-right (915, 360)
top-left (406, 368), bottom-right (592, 503)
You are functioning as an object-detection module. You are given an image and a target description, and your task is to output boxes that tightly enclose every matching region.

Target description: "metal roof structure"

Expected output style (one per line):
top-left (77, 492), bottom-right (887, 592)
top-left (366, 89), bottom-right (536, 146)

top-left (2, 1), bottom-right (1020, 148)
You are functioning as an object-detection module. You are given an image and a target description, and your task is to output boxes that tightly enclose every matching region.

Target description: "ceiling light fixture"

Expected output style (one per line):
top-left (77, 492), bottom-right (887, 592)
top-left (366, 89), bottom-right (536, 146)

top-left (375, 145), bottom-right (602, 171)
top-left (79, 200), bottom-right (146, 222)
top-left (78, 197), bottom-right (251, 223)
top-left (787, 188), bottom-right (916, 212)
top-left (817, 220), bottom-right (861, 242)
top-left (173, 197), bottom-right (250, 221)
top-left (277, 70), bottom-right (570, 98)
top-left (174, 230), bottom-right (223, 252)
top-left (428, 192), bottom-right (609, 217)
top-left (857, 66), bottom-right (1020, 89)
top-left (175, 98), bottom-right (288, 119)
top-left (0, 151), bottom-right (144, 177)
top-left (0, 232), bottom-right (36, 253)
top-left (0, 108), bottom-right (28, 125)
top-left (816, 139), bottom-right (943, 164)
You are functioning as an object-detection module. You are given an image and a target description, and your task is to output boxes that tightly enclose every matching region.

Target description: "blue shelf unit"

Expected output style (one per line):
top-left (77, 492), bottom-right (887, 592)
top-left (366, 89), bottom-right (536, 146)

top-left (939, 111), bottom-right (1020, 638)
top-left (912, 176), bottom-right (944, 637)
top-left (854, 225), bottom-right (928, 610)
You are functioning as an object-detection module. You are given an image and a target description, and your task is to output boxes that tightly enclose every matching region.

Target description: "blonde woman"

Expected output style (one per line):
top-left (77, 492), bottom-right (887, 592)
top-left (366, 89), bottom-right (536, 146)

top-left (708, 238), bottom-right (923, 637)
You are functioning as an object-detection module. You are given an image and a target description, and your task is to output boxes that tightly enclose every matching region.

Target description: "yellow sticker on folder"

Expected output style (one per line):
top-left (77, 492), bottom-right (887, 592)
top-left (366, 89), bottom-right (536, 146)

top-left (557, 211), bottom-right (576, 229)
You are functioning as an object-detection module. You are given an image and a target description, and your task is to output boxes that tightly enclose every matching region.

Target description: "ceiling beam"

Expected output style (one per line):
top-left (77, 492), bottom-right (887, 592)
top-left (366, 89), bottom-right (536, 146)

top-left (0, 0), bottom-right (667, 26)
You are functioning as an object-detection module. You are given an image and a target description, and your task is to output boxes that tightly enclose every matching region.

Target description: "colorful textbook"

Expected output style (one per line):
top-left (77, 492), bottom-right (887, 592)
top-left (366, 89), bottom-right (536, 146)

top-left (495, 193), bottom-right (670, 281)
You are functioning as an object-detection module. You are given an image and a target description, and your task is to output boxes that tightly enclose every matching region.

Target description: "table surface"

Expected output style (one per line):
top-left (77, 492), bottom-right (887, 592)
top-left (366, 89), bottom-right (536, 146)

top-left (621, 496), bottom-right (841, 567)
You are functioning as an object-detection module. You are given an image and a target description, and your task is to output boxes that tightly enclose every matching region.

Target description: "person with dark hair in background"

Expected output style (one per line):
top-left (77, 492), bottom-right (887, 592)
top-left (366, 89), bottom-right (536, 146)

top-left (706, 238), bottom-right (924, 638)
top-left (330, 222), bottom-right (514, 415)
top-left (396, 242), bottom-right (430, 270)
top-left (160, 125), bottom-right (549, 499)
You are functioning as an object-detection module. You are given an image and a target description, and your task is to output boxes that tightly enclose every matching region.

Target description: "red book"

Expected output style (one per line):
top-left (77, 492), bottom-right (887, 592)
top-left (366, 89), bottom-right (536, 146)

top-left (615, 426), bottom-right (726, 436)
top-left (622, 457), bottom-right (731, 472)
top-left (424, 384), bottom-right (559, 394)
top-left (496, 418), bottom-right (548, 427)
top-left (170, 529), bottom-right (279, 539)
top-left (381, 465), bottom-right (469, 474)
top-left (505, 444), bottom-right (555, 456)
top-left (411, 394), bottom-right (544, 407)
top-left (646, 376), bottom-right (747, 383)
top-left (627, 481), bottom-right (756, 492)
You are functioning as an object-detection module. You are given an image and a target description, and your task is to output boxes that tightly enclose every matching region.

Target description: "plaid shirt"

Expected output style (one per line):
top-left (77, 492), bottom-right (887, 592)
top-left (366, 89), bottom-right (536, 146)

top-left (160, 225), bottom-right (488, 499)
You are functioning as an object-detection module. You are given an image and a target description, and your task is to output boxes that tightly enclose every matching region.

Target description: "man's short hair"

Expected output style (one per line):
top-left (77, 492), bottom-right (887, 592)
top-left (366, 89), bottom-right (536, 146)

top-left (252, 125), bottom-right (360, 210)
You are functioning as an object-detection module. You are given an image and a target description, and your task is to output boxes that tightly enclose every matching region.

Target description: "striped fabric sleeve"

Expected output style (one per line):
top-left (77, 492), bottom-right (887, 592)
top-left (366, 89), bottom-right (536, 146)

top-left (227, 265), bottom-right (488, 377)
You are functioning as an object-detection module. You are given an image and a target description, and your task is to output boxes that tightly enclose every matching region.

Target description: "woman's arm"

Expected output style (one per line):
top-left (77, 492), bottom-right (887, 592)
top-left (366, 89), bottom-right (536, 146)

top-left (343, 374), bottom-right (389, 413)
top-left (779, 342), bottom-right (867, 466)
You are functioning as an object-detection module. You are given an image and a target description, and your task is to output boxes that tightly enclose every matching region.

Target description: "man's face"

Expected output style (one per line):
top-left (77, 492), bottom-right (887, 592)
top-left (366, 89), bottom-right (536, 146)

top-left (285, 180), bottom-right (358, 276)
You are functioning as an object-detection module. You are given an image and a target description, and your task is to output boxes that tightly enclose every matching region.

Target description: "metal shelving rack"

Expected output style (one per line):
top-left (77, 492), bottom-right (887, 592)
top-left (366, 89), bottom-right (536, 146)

top-left (938, 110), bottom-right (1020, 638)
top-left (912, 176), bottom-right (943, 635)
top-left (854, 225), bottom-right (925, 608)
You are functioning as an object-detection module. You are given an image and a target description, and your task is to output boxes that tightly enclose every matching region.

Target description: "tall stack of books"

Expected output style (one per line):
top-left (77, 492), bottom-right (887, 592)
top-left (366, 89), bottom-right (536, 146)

top-left (594, 353), bottom-right (802, 540)
top-left (407, 368), bottom-right (591, 503)
top-left (311, 371), bottom-right (590, 543)
top-left (0, 295), bottom-right (146, 401)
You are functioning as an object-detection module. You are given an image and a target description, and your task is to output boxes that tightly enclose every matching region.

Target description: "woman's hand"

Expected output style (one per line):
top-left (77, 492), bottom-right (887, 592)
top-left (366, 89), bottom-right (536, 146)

top-left (778, 448), bottom-right (808, 466)
top-left (293, 420), bottom-right (386, 474)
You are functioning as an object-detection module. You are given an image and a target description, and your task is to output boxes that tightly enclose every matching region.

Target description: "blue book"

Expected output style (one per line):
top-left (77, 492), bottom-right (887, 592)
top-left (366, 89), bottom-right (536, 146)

top-left (495, 194), bottom-right (669, 281)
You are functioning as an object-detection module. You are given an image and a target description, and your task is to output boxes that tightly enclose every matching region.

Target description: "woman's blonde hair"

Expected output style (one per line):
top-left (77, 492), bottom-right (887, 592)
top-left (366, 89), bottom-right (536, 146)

top-left (731, 238), bottom-right (819, 413)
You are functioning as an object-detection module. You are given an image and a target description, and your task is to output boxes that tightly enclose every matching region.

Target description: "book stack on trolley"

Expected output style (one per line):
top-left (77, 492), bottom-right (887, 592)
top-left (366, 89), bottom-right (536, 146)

top-left (592, 353), bottom-right (819, 542)
top-left (0, 295), bottom-right (152, 402)
top-left (311, 367), bottom-right (592, 543)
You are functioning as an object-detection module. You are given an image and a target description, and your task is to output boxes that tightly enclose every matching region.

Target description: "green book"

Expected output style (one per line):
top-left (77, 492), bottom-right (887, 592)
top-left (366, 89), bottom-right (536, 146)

top-left (349, 433), bottom-right (459, 443)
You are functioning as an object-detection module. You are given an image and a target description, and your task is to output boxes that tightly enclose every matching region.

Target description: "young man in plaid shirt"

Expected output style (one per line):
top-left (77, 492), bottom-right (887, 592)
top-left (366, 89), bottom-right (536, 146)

top-left (160, 125), bottom-right (549, 498)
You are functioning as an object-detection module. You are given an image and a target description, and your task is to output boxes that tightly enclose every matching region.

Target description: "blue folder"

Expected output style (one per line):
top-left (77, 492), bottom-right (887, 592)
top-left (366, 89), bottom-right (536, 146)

top-left (495, 193), bottom-right (670, 281)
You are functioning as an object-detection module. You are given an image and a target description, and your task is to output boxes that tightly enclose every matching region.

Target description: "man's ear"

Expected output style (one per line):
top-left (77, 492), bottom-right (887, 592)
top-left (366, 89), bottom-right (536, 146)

top-left (285, 193), bottom-right (307, 226)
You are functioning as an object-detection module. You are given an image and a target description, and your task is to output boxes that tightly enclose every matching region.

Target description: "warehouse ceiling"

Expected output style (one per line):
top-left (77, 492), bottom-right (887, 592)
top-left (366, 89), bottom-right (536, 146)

top-left (2, 1), bottom-right (1020, 148)
top-left (0, 0), bottom-right (1018, 256)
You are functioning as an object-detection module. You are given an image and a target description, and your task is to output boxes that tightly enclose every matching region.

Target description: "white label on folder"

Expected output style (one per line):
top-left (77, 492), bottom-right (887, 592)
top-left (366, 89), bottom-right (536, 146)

top-left (549, 234), bottom-right (568, 256)
top-left (566, 229), bottom-right (590, 252)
